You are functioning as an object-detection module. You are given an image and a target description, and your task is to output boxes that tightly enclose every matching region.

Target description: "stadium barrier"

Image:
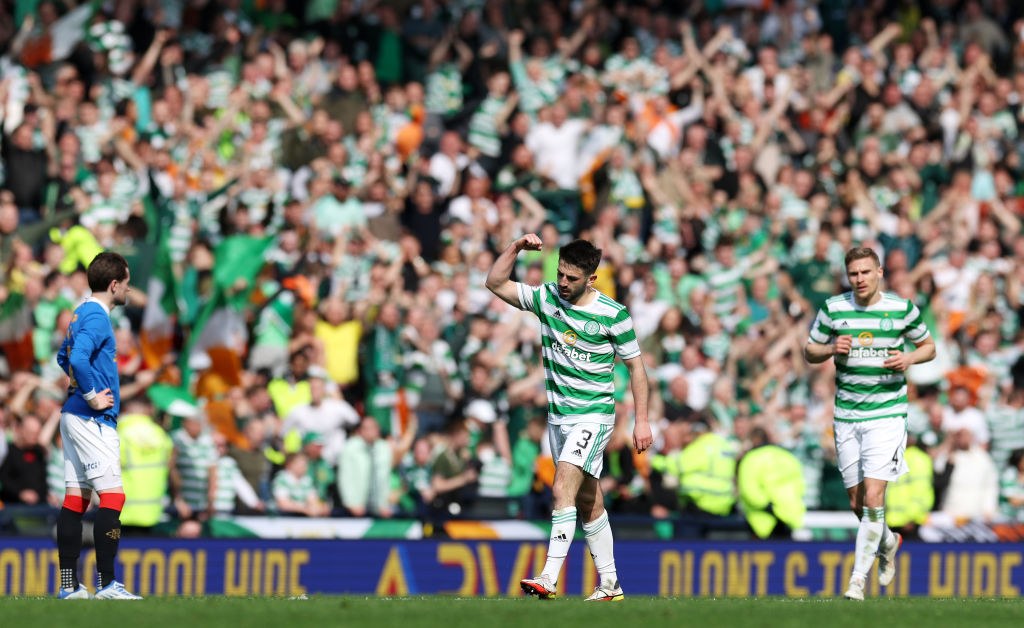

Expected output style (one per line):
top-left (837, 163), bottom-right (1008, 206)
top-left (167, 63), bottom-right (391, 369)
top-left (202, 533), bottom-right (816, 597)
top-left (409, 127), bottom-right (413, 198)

top-left (6, 506), bottom-right (1024, 542)
top-left (1, 538), bottom-right (1022, 597)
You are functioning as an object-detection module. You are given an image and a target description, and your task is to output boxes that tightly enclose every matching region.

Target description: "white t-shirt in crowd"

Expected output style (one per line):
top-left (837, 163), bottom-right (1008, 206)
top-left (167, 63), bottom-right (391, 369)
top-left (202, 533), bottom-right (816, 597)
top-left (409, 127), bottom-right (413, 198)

top-left (525, 119), bottom-right (588, 189)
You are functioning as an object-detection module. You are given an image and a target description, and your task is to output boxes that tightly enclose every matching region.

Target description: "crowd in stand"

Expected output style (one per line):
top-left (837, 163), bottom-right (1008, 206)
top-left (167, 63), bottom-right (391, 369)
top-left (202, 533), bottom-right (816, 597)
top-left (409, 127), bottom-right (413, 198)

top-left (2, 0), bottom-right (1024, 536)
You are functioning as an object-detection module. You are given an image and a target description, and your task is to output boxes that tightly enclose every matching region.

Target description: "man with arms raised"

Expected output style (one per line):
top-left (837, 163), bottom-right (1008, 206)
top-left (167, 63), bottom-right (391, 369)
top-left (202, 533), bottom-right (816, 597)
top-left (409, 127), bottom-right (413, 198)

top-left (804, 247), bottom-right (935, 600)
top-left (486, 235), bottom-right (652, 601)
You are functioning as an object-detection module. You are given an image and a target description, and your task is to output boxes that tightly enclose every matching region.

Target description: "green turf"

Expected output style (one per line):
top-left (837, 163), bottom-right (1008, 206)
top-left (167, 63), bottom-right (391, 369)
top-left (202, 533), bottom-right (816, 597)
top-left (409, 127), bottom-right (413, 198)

top-left (1, 596), bottom-right (1023, 628)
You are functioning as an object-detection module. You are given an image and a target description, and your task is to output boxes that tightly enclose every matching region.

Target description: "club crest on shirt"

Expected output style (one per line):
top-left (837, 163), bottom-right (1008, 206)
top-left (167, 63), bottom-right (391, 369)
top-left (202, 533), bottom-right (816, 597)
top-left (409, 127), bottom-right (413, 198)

top-left (880, 317), bottom-right (893, 331)
top-left (584, 320), bottom-right (600, 335)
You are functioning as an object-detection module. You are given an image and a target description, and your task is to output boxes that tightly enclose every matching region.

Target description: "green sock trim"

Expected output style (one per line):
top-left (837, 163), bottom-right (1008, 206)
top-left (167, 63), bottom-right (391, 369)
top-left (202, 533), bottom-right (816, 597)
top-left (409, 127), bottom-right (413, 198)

top-left (863, 507), bottom-right (885, 522)
top-left (584, 518), bottom-right (609, 537)
top-left (552, 507), bottom-right (577, 525)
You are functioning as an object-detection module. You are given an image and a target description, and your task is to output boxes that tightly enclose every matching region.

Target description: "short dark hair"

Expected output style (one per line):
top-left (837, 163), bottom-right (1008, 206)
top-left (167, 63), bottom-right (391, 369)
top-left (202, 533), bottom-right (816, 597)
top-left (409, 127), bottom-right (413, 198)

top-left (749, 426), bottom-right (770, 448)
top-left (558, 239), bottom-right (602, 276)
top-left (844, 247), bottom-right (880, 269)
top-left (284, 452), bottom-right (306, 467)
top-left (1009, 448), bottom-right (1024, 470)
top-left (43, 269), bottom-right (63, 289)
top-left (447, 419), bottom-right (469, 436)
top-left (715, 235), bottom-right (736, 250)
top-left (86, 252), bottom-right (129, 293)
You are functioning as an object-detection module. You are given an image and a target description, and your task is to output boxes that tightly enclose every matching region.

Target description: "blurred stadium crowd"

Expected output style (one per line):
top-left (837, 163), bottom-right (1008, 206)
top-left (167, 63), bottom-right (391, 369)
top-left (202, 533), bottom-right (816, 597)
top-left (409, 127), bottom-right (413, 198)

top-left (1, 0), bottom-right (1024, 538)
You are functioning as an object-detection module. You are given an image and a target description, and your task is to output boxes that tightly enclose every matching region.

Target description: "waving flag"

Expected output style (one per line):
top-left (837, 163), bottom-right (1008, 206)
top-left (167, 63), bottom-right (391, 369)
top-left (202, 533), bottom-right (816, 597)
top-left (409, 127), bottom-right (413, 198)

top-left (0, 291), bottom-right (35, 372)
top-left (182, 234), bottom-right (274, 384)
top-left (139, 241), bottom-right (180, 370)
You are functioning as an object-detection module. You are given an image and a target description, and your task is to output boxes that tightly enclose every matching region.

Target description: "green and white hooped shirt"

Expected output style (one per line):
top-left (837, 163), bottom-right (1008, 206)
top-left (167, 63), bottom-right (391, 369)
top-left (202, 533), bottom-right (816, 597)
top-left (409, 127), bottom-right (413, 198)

top-left (515, 282), bottom-right (641, 426)
top-left (808, 291), bottom-right (930, 422)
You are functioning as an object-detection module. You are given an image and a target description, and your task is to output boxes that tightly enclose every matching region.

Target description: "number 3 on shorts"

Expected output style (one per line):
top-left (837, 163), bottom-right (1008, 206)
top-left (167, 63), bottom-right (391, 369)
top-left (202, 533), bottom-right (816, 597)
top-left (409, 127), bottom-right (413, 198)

top-left (576, 429), bottom-right (593, 449)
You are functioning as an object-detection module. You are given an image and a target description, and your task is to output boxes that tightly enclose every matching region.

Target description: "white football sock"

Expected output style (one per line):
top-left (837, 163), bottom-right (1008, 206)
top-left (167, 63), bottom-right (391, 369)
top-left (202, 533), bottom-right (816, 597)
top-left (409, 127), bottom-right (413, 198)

top-left (880, 523), bottom-right (896, 551)
top-left (583, 511), bottom-right (617, 586)
top-left (541, 506), bottom-right (577, 583)
top-left (854, 506), bottom-right (885, 578)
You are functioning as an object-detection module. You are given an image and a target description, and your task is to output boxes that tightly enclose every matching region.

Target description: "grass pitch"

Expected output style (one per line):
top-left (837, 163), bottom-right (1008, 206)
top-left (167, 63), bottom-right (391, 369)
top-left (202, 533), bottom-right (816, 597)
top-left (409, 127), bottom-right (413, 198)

top-left (1, 595), bottom-right (1022, 627)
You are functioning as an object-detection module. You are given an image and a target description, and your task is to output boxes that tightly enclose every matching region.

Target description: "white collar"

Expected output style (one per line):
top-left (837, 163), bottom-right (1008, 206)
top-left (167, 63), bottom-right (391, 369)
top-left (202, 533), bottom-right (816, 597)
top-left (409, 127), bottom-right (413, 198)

top-left (84, 296), bottom-right (111, 315)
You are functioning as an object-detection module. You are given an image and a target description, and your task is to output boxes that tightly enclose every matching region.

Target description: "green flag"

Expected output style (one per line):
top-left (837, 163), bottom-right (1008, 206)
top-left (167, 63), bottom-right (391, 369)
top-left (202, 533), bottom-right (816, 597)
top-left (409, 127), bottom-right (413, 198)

top-left (147, 383), bottom-right (198, 418)
top-left (212, 234), bottom-right (275, 309)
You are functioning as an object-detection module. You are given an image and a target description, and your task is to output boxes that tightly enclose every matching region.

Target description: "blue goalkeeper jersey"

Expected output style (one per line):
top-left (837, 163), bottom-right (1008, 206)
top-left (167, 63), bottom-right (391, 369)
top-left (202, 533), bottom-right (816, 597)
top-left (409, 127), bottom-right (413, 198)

top-left (57, 298), bottom-right (120, 427)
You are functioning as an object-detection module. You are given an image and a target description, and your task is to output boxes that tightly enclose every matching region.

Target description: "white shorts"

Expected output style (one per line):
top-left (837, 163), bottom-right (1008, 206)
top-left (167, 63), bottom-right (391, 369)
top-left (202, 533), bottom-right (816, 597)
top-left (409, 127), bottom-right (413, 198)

top-left (60, 413), bottom-right (123, 491)
top-left (548, 423), bottom-right (613, 478)
top-left (834, 417), bottom-right (909, 489)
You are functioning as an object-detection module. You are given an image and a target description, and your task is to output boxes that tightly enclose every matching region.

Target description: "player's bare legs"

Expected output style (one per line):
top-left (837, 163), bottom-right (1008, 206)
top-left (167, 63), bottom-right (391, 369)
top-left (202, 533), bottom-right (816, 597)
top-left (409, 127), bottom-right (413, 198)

top-left (845, 477), bottom-right (898, 599)
top-left (521, 462), bottom-right (585, 598)
top-left (575, 473), bottom-right (602, 522)
top-left (553, 461), bottom-right (587, 509)
top-left (846, 477), bottom-right (887, 513)
top-left (578, 474), bottom-right (623, 601)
